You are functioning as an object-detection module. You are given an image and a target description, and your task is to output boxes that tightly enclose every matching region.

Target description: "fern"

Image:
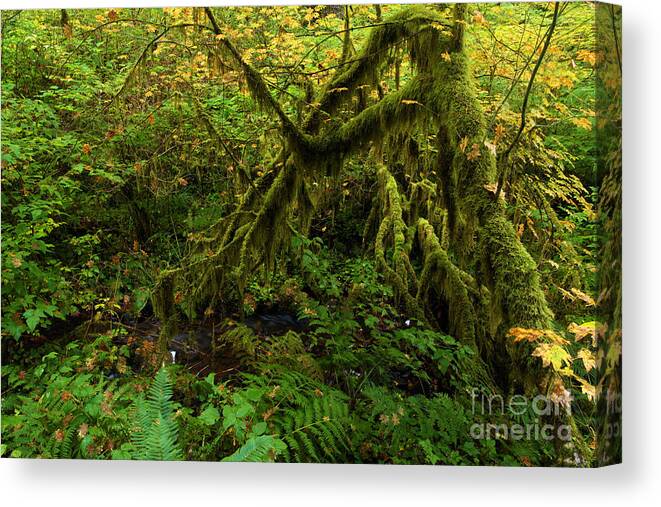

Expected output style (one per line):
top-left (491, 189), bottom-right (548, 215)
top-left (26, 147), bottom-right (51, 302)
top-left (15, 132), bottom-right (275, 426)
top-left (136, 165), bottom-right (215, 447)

top-left (57, 418), bottom-right (80, 458)
top-left (245, 369), bottom-right (354, 463)
top-left (257, 331), bottom-right (323, 379)
top-left (358, 386), bottom-right (471, 464)
top-left (222, 435), bottom-right (285, 462)
top-left (132, 367), bottom-right (183, 461)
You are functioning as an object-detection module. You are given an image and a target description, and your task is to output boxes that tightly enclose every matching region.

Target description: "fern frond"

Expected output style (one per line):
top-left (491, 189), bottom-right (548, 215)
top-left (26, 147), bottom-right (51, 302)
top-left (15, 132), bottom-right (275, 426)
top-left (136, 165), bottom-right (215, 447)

top-left (222, 435), bottom-right (284, 462)
top-left (132, 367), bottom-right (183, 461)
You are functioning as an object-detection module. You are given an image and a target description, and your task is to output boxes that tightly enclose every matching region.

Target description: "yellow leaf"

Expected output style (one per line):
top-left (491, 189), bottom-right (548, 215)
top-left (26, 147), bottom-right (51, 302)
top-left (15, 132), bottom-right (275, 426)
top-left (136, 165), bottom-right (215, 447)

top-left (494, 124), bottom-right (505, 142)
top-left (459, 136), bottom-right (469, 153)
top-left (571, 117), bottom-right (592, 131)
top-left (567, 321), bottom-right (597, 342)
top-left (441, 52), bottom-right (451, 63)
top-left (483, 140), bottom-right (497, 156)
top-left (401, 99), bottom-right (422, 106)
top-left (507, 327), bottom-right (568, 345)
top-left (472, 11), bottom-right (487, 26)
top-left (9, 254), bottom-right (22, 268)
top-left (577, 349), bottom-right (595, 372)
top-left (466, 143), bottom-right (481, 161)
top-left (577, 49), bottom-right (596, 66)
top-left (532, 343), bottom-right (571, 371)
top-left (570, 287), bottom-right (596, 306)
top-left (483, 183), bottom-right (498, 194)
top-left (577, 378), bottom-right (596, 400)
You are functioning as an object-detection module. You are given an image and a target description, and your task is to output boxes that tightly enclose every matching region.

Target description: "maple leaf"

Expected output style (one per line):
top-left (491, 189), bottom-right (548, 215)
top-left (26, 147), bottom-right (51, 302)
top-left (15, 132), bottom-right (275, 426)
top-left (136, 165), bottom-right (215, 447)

top-left (571, 117), bottom-right (592, 130)
top-left (494, 124), bottom-right (505, 142)
top-left (516, 223), bottom-right (525, 238)
top-left (483, 140), bottom-right (497, 156)
top-left (107, 9), bottom-right (118, 22)
top-left (567, 321), bottom-right (600, 343)
top-left (483, 183), bottom-right (498, 194)
top-left (570, 287), bottom-right (596, 306)
top-left (577, 378), bottom-right (596, 400)
top-left (467, 143), bottom-right (481, 161)
top-left (577, 49), bottom-right (596, 66)
top-left (577, 348), bottom-right (595, 372)
top-left (472, 11), bottom-right (487, 26)
top-left (508, 327), bottom-right (568, 345)
top-left (459, 136), bottom-right (469, 153)
top-left (532, 343), bottom-right (571, 371)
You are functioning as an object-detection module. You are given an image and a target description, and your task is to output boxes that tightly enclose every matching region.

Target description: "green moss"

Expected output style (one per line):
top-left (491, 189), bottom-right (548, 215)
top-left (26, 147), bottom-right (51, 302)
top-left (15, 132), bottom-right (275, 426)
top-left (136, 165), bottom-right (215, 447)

top-left (172, 5), bottom-right (556, 399)
top-left (373, 166), bottom-right (424, 321)
top-left (416, 218), bottom-right (477, 346)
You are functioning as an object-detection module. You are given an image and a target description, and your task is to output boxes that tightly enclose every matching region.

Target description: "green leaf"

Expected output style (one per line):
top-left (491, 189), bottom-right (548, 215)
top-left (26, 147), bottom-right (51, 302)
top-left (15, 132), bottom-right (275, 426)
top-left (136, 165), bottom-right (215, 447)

top-left (236, 403), bottom-right (254, 418)
top-left (252, 421), bottom-right (267, 436)
top-left (198, 406), bottom-right (220, 426)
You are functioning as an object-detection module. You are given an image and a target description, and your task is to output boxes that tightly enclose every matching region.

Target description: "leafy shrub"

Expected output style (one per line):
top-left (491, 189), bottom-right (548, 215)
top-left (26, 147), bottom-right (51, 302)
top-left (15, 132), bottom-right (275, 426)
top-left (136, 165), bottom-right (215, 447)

top-left (1, 340), bottom-right (138, 459)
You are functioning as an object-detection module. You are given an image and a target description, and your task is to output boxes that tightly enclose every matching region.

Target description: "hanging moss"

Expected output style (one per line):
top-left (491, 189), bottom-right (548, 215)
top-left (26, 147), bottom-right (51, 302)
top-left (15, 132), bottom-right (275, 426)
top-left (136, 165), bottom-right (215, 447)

top-left (373, 166), bottom-right (424, 321)
top-left (169, 6), bottom-right (556, 400)
top-left (416, 218), bottom-right (477, 347)
top-left (304, 6), bottom-right (451, 133)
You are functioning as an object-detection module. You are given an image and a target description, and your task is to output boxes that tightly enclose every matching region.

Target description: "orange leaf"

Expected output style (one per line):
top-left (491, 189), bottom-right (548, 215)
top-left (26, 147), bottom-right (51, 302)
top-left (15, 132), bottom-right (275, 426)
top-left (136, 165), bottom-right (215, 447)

top-left (466, 143), bottom-right (481, 161)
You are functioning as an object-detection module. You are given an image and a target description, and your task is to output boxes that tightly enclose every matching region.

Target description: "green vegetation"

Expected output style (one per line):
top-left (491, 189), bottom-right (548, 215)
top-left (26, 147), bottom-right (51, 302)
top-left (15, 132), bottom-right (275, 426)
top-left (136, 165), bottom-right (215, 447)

top-left (1, 3), bottom-right (621, 466)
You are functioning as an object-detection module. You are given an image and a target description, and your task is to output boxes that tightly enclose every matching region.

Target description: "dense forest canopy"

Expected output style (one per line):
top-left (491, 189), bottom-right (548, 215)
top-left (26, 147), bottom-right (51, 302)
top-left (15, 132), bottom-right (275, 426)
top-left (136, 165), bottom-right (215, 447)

top-left (1, 3), bottom-right (621, 466)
